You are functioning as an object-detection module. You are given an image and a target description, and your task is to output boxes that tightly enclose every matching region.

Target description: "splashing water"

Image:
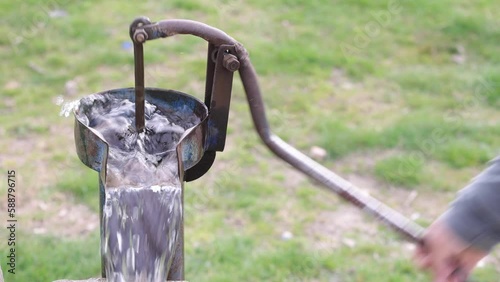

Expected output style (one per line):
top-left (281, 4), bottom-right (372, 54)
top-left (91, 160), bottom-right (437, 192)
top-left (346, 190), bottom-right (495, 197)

top-left (78, 93), bottom-right (200, 188)
top-left (77, 93), bottom-right (201, 281)
top-left (55, 95), bottom-right (81, 117)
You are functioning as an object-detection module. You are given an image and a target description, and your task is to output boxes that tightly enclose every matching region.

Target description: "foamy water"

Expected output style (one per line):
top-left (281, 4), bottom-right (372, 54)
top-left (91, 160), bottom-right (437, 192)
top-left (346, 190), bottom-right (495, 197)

top-left (75, 93), bottom-right (199, 280)
top-left (77, 93), bottom-right (199, 188)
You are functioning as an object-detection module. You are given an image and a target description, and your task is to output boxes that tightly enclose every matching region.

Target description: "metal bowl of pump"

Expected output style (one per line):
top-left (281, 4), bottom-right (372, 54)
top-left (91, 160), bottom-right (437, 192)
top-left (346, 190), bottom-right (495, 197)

top-left (73, 87), bottom-right (208, 280)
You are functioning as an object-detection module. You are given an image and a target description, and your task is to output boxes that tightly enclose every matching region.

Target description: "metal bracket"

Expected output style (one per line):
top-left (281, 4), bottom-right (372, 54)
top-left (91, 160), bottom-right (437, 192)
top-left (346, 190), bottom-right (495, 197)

top-left (205, 44), bottom-right (238, 151)
top-left (185, 44), bottom-right (238, 181)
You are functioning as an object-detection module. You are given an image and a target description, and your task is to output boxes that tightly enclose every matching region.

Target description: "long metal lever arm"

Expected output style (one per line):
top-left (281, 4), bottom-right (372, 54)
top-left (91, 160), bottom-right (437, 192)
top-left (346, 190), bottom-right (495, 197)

top-left (237, 57), bottom-right (425, 244)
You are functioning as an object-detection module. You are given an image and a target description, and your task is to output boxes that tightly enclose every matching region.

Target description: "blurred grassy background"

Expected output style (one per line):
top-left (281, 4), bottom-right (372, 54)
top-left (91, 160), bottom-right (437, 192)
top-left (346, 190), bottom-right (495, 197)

top-left (0, 0), bottom-right (499, 281)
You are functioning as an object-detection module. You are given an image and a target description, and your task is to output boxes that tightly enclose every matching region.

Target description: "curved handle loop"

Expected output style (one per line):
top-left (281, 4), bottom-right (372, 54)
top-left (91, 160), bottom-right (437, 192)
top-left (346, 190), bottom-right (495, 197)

top-left (131, 18), bottom-right (238, 46)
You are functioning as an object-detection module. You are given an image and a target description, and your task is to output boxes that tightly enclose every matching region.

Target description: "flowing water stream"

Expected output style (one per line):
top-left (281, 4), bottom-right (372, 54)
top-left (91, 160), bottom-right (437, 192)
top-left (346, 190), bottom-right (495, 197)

top-left (77, 93), bottom-right (200, 281)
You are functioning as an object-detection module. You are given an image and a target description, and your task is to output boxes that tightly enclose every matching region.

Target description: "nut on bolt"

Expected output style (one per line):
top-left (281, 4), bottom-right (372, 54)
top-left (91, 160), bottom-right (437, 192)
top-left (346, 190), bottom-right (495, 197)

top-left (133, 30), bottom-right (148, 43)
top-left (223, 54), bottom-right (240, 72)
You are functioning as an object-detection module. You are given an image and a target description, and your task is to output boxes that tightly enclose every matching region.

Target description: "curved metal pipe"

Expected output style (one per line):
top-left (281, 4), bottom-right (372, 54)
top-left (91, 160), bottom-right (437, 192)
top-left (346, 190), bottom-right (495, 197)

top-left (136, 19), bottom-right (238, 47)
top-left (129, 13), bottom-right (424, 249)
top-left (237, 57), bottom-right (425, 244)
top-left (132, 16), bottom-right (426, 242)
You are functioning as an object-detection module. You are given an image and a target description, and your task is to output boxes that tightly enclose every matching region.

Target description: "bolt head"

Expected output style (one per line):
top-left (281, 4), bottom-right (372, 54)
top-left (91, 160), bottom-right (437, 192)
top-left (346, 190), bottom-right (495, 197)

top-left (134, 31), bottom-right (147, 43)
top-left (223, 54), bottom-right (240, 72)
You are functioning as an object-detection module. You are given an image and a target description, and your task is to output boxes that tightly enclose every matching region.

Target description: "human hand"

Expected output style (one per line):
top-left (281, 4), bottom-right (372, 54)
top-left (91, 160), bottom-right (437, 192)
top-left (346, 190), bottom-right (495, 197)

top-left (414, 220), bottom-right (488, 282)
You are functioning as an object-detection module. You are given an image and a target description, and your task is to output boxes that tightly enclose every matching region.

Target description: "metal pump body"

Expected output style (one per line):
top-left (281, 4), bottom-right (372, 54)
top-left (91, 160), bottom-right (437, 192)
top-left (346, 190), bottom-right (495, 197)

top-left (73, 17), bottom-right (428, 280)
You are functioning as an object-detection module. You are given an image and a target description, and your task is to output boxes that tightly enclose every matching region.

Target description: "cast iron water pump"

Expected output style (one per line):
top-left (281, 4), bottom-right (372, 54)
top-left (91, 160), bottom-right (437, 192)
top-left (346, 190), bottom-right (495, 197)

top-left (73, 17), bottom-right (429, 281)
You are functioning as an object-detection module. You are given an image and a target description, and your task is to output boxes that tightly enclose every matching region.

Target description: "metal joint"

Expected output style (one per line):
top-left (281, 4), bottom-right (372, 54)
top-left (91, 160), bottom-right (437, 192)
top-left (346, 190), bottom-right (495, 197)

top-left (129, 17), bottom-right (152, 42)
top-left (222, 53), bottom-right (240, 72)
top-left (133, 30), bottom-right (148, 43)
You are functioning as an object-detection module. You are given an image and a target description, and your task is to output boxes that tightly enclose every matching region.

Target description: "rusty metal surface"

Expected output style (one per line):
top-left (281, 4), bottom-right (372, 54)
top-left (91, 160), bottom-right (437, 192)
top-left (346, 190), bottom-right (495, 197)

top-left (133, 42), bottom-right (145, 133)
top-left (129, 17), bottom-right (151, 133)
top-left (131, 18), bottom-right (237, 46)
top-left (74, 117), bottom-right (109, 173)
top-left (204, 44), bottom-right (237, 151)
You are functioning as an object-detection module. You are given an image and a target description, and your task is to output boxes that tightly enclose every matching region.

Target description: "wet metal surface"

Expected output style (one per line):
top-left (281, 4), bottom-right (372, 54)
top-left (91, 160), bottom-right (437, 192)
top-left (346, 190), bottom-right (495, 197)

top-left (74, 88), bottom-right (208, 280)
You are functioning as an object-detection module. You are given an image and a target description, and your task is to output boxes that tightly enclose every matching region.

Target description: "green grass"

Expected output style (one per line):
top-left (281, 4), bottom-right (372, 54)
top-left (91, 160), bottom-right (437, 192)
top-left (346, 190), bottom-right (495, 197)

top-left (52, 168), bottom-right (101, 212)
top-left (435, 139), bottom-right (493, 168)
top-left (319, 108), bottom-right (498, 190)
top-left (186, 236), bottom-right (320, 281)
top-left (0, 232), bottom-right (101, 282)
top-left (374, 154), bottom-right (426, 187)
top-left (1, 0), bottom-right (499, 281)
top-left (317, 120), bottom-right (380, 158)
